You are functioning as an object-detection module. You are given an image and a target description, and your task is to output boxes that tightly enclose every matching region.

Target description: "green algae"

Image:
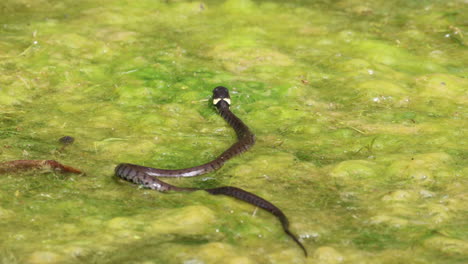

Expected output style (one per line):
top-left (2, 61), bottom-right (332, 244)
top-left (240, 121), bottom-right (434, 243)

top-left (0, 0), bottom-right (467, 263)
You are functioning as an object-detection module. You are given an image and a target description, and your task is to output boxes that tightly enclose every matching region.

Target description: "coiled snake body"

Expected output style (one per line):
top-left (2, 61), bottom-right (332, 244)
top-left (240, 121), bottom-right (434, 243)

top-left (115, 86), bottom-right (307, 256)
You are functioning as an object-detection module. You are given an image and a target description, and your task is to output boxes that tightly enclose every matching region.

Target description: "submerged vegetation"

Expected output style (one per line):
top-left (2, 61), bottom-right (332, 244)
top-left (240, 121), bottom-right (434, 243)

top-left (0, 0), bottom-right (466, 263)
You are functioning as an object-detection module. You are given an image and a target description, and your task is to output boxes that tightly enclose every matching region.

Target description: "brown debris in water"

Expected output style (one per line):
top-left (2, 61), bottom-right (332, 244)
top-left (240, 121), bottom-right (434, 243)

top-left (0, 160), bottom-right (82, 174)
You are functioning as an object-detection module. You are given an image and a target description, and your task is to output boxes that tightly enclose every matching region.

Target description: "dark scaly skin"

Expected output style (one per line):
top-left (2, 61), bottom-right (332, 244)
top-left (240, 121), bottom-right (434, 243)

top-left (205, 186), bottom-right (307, 256)
top-left (117, 90), bottom-right (254, 178)
top-left (115, 86), bottom-right (307, 256)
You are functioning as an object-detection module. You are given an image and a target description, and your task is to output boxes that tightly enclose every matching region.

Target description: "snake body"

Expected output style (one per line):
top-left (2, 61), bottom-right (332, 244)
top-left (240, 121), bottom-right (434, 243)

top-left (115, 86), bottom-right (307, 256)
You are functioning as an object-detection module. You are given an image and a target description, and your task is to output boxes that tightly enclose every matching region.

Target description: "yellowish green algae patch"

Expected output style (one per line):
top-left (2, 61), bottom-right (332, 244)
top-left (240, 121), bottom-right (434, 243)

top-left (1, 0), bottom-right (467, 263)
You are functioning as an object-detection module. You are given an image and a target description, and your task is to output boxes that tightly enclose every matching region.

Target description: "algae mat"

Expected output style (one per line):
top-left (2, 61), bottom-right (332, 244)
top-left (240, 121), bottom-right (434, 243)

top-left (0, 0), bottom-right (467, 263)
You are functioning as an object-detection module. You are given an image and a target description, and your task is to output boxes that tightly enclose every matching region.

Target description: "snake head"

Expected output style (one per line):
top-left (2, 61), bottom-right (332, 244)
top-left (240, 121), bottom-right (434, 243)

top-left (212, 86), bottom-right (231, 106)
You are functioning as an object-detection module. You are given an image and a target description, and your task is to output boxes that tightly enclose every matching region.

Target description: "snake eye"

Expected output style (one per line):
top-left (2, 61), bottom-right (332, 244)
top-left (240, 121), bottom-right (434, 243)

top-left (212, 86), bottom-right (231, 105)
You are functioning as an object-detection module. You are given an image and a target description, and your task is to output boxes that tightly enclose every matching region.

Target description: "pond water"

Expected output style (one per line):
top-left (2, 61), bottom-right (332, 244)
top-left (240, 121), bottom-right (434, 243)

top-left (0, 0), bottom-right (467, 263)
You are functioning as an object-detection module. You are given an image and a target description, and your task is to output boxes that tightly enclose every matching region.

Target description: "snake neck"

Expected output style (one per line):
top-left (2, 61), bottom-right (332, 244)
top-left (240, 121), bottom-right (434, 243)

top-left (215, 102), bottom-right (255, 161)
top-left (216, 101), bottom-right (252, 140)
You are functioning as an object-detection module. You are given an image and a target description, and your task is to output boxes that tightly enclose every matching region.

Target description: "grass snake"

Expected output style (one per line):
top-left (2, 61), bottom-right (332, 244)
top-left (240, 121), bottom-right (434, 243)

top-left (115, 86), bottom-right (307, 256)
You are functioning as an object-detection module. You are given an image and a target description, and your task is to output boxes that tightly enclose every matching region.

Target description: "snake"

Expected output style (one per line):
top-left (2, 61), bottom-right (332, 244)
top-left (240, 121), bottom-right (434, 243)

top-left (115, 86), bottom-right (307, 256)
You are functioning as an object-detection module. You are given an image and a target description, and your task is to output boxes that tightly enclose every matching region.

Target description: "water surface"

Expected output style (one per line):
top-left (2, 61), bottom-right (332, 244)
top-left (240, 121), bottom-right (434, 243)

top-left (0, 0), bottom-right (467, 263)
